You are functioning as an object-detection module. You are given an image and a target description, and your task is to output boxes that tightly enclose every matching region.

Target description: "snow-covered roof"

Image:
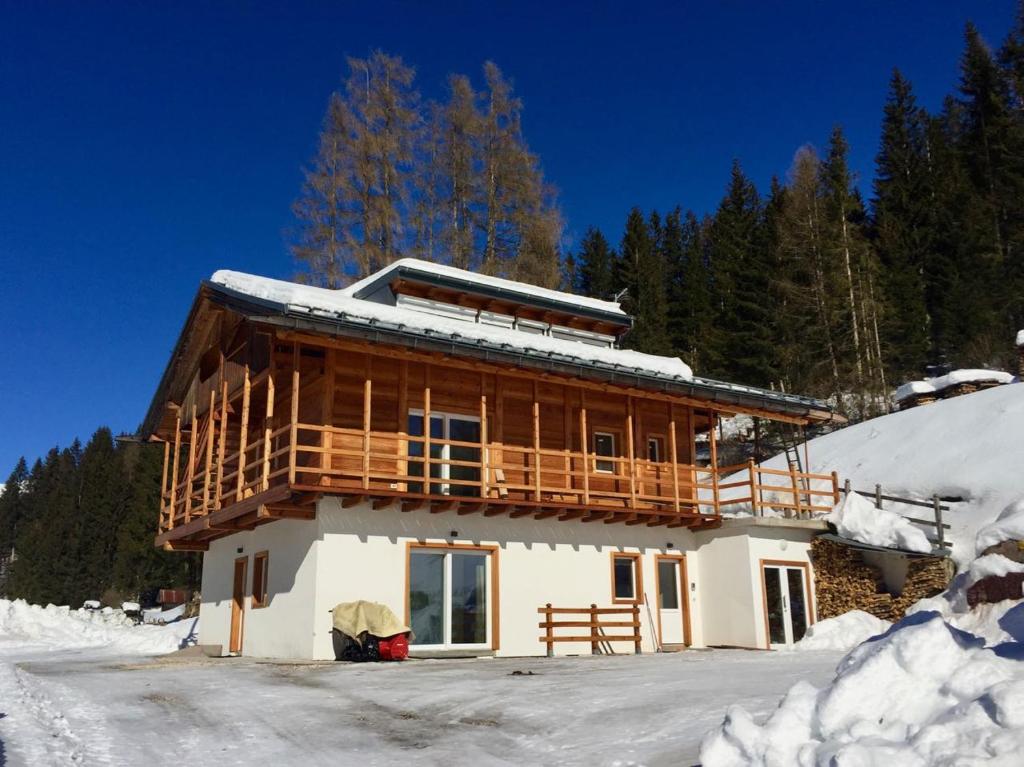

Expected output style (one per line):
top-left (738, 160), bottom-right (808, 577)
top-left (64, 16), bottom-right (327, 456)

top-left (1017, 328), bottom-right (1024, 347)
top-left (211, 270), bottom-right (689, 380)
top-left (340, 258), bottom-right (628, 321)
top-left (895, 369), bottom-right (1013, 402)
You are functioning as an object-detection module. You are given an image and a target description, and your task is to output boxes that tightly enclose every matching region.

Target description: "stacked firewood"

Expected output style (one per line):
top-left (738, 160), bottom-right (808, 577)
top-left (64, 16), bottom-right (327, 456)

top-left (810, 538), bottom-right (892, 620)
top-left (810, 538), bottom-right (951, 621)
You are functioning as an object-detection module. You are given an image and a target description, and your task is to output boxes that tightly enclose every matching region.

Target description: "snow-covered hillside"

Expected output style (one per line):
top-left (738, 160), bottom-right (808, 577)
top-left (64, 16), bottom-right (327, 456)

top-left (745, 384), bottom-right (1023, 566)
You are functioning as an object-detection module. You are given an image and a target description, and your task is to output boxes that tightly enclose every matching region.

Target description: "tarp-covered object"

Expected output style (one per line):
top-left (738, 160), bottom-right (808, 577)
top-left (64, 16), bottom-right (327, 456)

top-left (331, 600), bottom-right (412, 645)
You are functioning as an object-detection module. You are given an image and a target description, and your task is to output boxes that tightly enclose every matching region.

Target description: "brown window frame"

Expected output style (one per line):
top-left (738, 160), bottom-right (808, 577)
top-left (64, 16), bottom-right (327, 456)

top-left (610, 552), bottom-right (643, 604)
top-left (251, 550), bottom-right (270, 609)
top-left (646, 434), bottom-right (665, 463)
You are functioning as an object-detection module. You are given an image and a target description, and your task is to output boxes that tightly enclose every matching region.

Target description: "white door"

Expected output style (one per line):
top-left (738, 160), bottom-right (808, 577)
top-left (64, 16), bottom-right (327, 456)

top-left (657, 558), bottom-right (687, 646)
top-left (763, 565), bottom-right (810, 648)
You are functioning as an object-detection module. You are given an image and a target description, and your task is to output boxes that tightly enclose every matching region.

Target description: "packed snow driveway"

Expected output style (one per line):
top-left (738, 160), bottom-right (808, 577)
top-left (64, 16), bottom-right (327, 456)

top-left (0, 646), bottom-right (840, 766)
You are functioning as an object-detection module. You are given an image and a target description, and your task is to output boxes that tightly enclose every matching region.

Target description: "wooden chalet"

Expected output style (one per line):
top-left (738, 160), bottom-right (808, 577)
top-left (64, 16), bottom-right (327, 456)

top-left (142, 259), bottom-right (845, 658)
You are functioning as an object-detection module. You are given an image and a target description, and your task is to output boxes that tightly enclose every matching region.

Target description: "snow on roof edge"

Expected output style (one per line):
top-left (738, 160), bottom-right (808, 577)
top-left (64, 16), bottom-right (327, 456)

top-left (338, 258), bottom-right (627, 318)
top-left (209, 270), bottom-right (690, 381)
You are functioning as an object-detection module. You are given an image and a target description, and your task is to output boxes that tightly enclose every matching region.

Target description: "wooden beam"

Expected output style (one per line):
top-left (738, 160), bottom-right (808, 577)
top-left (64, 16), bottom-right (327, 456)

top-left (532, 381), bottom-right (542, 502)
top-left (342, 494), bottom-right (366, 509)
top-left (362, 354), bottom-right (372, 490)
top-left (430, 500), bottom-right (456, 513)
top-left (509, 507), bottom-right (534, 518)
top-left (262, 372), bottom-right (275, 491)
top-left (708, 410), bottom-right (720, 515)
top-left (321, 348), bottom-right (335, 488)
top-left (278, 330), bottom-right (819, 425)
top-left (402, 498), bottom-right (426, 513)
top-left (580, 510), bottom-right (611, 522)
top-left (215, 376), bottom-right (228, 509)
top-left (184, 402), bottom-right (198, 524)
top-left (372, 497), bottom-right (394, 510)
top-left (397, 358), bottom-right (408, 492)
top-left (168, 412), bottom-right (182, 530)
top-left (480, 373), bottom-right (489, 499)
top-left (457, 502), bottom-right (486, 516)
top-left (201, 389), bottom-right (216, 517)
top-left (162, 541), bottom-right (209, 552)
top-left (423, 364), bottom-right (432, 495)
top-left (625, 396), bottom-right (637, 510)
top-left (236, 363), bottom-right (251, 502)
top-left (288, 342), bottom-right (301, 485)
top-left (579, 389), bottom-right (590, 505)
top-left (669, 402), bottom-right (680, 514)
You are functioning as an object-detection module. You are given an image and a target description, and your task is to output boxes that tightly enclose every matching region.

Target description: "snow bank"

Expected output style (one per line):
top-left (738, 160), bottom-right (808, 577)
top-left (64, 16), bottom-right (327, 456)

top-left (827, 491), bottom-right (932, 553)
top-left (976, 499), bottom-right (1024, 554)
top-left (700, 611), bottom-right (1024, 766)
top-left (1017, 328), bottom-right (1024, 347)
top-left (930, 368), bottom-right (1014, 390)
top-left (726, 385), bottom-right (1024, 566)
top-left (894, 379), bottom-right (936, 402)
top-left (794, 610), bottom-right (891, 652)
top-left (0, 599), bottom-right (197, 655)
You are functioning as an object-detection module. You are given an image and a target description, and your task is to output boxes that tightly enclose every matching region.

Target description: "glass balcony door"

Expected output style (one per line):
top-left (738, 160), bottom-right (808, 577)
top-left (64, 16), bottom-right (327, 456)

top-left (409, 548), bottom-right (491, 650)
top-left (408, 410), bottom-right (481, 496)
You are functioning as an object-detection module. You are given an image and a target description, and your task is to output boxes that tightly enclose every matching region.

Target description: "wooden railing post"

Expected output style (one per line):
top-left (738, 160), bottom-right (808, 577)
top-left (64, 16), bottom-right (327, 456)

top-left (236, 364), bottom-right (251, 501)
top-left (831, 471), bottom-right (840, 505)
top-left (708, 412), bottom-right (720, 515)
top-left (262, 374), bottom-right (275, 492)
top-left (669, 403), bottom-right (680, 514)
top-left (423, 365), bottom-right (431, 493)
top-left (480, 374), bottom-right (489, 499)
top-left (874, 483), bottom-right (883, 510)
top-left (579, 390), bottom-right (590, 505)
top-left (184, 403), bottom-right (198, 524)
top-left (748, 459), bottom-right (760, 517)
top-left (289, 344), bottom-right (300, 485)
top-left (633, 605), bottom-right (642, 655)
top-left (215, 378), bottom-right (228, 508)
top-left (933, 494), bottom-right (944, 550)
top-left (169, 412), bottom-right (181, 529)
top-left (789, 462), bottom-right (802, 518)
top-left (159, 437), bottom-right (170, 533)
top-left (590, 604), bottom-right (599, 655)
top-left (544, 603), bottom-right (554, 657)
top-left (201, 389), bottom-right (216, 516)
top-left (844, 477), bottom-right (851, 496)
top-left (362, 356), bottom-right (372, 491)
top-left (532, 381), bottom-right (541, 502)
top-left (626, 396), bottom-right (637, 508)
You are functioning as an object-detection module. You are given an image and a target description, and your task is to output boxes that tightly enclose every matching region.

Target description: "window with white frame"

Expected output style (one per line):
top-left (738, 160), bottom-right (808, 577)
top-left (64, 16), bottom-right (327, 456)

top-left (408, 546), bottom-right (493, 649)
top-left (647, 436), bottom-right (664, 463)
top-left (593, 431), bottom-right (616, 473)
top-left (408, 410), bottom-right (481, 496)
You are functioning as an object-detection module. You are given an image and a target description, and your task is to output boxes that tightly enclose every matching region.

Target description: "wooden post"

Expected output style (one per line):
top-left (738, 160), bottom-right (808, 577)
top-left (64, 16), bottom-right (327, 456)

top-left (844, 477), bottom-right (852, 495)
top-left (579, 389), bottom-right (590, 505)
top-left (169, 412), bottom-right (181, 529)
top-left (933, 495), bottom-right (944, 550)
top-left (184, 403), bottom-right (198, 524)
top-left (874, 483), bottom-right (883, 510)
top-left (493, 375), bottom-right (504, 494)
top-left (215, 378), bottom-right (228, 508)
top-left (532, 381), bottom-right (541, 501)
top-left (362, 355), bottom-right (372, 491)
top-left (159, 437), bottom-right (170, 532)
top-left (480, 373), bottom-right (489, 499)
top-left (201, 389), bottom-right (216, 516)
top-left (288, 343), bottom-right (300, 485)
top-left (563, 388), bottom-right (572, 493)
top-left (789, 462), bottom-right (802, 518)
top-left (626, 396), bottom-right (637, 509)
top-left (748, 459), bottom-right (760, 517)
top-left (831, 471), bottom-right (840, 505)
top-left (236, 364), bottom-right (251, 501)
top-left (397, 358), bottom-right (407, 491)
top-left (322, 350), bottom-right (335, 487)
top-left (633, 604), bottom-right (642, 655)
top-left (423, 365), bottom-right (431, 493)
top-left (708, 412), bottom-right (720, 515)
top-left (544, 603), bottom-right (554, 657)
top-left (590, 604), bottom-right (599, 655)
top-left (262, 373), bottom-right (275, 492)
top-left (669, 403), bottom-right (680, 513)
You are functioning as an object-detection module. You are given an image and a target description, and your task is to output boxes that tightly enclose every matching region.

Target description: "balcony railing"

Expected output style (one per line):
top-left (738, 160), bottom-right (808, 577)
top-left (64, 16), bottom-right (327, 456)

top-left (160, 402), bottom-right (840, 534)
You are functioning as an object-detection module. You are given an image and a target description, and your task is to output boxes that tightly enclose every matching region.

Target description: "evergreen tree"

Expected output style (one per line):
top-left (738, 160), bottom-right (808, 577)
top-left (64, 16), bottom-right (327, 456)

top-left (0, 458), bottom-right (29, 593)
top-left (873, 69), bottom-right (932, 379)
top-left (708, 162), bottom-right (776, 387)
top-left (615, 208), bottom-right (671, 354)
top-left (77, 428), bottom-right (123, 603)
top-left (667, 210), bottom-right (713, 370)
top-left (574, 227), bottom-right (616, 299)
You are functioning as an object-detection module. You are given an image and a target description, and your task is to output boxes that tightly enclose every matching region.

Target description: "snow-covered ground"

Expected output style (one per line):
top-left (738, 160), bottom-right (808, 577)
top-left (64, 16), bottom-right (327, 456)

top-left (0, 615), bottom-right (841, 766)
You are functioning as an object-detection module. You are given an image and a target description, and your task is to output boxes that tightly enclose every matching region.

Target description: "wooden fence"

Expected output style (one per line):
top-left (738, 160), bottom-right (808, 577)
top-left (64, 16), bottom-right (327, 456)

top-left (842, 479), bottom-right (953, 551)
top-left (538, 603), bottom-right (642, 656)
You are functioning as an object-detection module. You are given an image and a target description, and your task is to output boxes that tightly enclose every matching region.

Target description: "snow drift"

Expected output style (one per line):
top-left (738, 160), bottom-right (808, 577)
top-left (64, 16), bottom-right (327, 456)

top-left (701, 610), bottom-right (1024, 765)
top-left (826, 491), bottom-right (932, 553)
top-left (0, 599), bottom-right (197, 655)
top-left (794, 610), bottom-right (891, 653)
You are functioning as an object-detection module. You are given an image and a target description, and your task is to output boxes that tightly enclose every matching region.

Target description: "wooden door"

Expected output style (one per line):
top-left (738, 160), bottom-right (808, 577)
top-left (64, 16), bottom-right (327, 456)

top-left (230, 556), bottom-right (248, 654)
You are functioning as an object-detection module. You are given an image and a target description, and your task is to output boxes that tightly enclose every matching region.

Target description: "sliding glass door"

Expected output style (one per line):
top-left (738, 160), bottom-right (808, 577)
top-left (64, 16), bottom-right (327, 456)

top-left (408, 411), bottom-right (481, 496)
top-left (409, 548), bottom-right (491, 650)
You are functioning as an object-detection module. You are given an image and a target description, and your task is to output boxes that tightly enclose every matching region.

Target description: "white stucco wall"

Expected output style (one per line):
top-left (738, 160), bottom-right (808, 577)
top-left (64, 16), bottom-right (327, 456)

top-left (199, 518), bottom-right (321, 658)
top-left (198, 504), bottom-right (823, 659)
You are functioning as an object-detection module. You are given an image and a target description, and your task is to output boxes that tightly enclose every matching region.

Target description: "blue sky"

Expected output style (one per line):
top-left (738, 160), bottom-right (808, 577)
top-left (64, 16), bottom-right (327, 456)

top-left (0, 1), bottom-right (1016, 472)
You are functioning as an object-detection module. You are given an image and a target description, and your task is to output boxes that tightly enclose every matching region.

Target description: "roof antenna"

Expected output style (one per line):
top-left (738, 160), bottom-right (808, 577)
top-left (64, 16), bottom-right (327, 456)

top-left (613, 288), bottom-right (629, 304)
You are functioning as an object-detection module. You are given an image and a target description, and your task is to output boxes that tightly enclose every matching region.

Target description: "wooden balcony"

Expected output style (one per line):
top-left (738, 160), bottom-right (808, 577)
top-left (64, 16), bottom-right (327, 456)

top-left (154, 340), bottom-right (840, 549)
